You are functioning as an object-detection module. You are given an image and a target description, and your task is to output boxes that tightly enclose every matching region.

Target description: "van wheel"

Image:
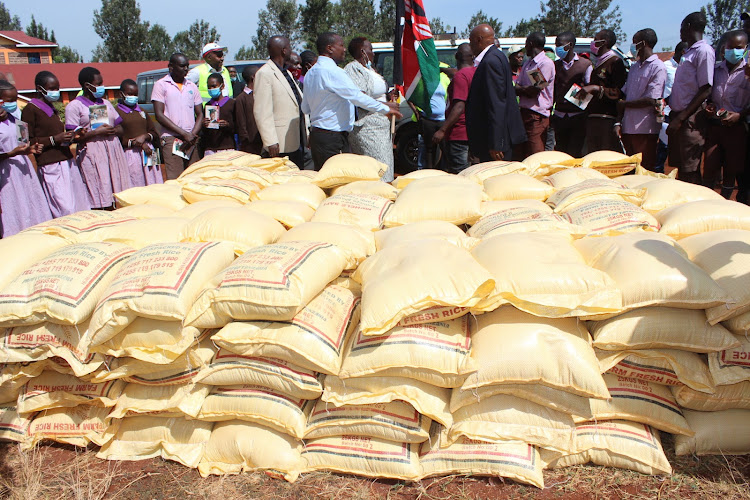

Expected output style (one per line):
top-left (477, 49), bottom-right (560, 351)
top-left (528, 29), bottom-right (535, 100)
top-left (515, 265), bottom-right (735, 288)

top-left (395, 124), bottom-right (420, 175)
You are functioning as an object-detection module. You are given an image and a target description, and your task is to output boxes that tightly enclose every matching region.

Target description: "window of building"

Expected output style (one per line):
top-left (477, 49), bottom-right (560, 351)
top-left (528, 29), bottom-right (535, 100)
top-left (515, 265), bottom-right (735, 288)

top-left (28, 52), bottom-right (41, 64)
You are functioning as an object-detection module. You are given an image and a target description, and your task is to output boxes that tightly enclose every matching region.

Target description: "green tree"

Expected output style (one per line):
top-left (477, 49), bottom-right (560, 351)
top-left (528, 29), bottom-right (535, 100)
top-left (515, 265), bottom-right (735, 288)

top-left (144, 24), bottom-right (174, 61)
top-left (0, 2), bottom-right (21, 31)
top-left (539, 0), bottom-right (624, 40)
top-left (331, 0), bottom-right (376, 41)
top-left (173, 20), bottom-right (221, 60)
top-left (375, 0), bottom-right (396, 42)
top-left (430, 17), bottom-right (452, 37)
top-left (92, 0), bottom-right (149, 61)
top-left (503, 17), bottom-right (546, 37)
top-left (703, 0), bottom-right (750, 42)
top-left (250, 0), bottom-right (300, 57)
top-left (300, 0), bottom-right (332, 49)
top-left (462, 10), bottom-right (503, 38)
top-left (25, 15), bottom-right (50, 41)
top-left (235, 44), bottom-right (264, 60)
top-left (54, 45), bottom-right (83, 63)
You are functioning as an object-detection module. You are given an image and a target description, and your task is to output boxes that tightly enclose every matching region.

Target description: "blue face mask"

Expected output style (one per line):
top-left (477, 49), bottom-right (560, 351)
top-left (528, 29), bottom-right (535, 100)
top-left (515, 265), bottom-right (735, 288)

top-left (41, 88), bottom-right (61, 102)
top-left (555, 45), bottom-right (569, 59)
top-left (208, 88), bottom-right (222, 99)
top-left (89, 84), bottom-right (106, 99)
top-left (123, 95), bottom-right (138, 106)
top-left (630, 43), bottom-right (641, 57)
top-left (725, 47), bottom-right (747, 65)
top-left (2, 101), bottom-right (17, 114)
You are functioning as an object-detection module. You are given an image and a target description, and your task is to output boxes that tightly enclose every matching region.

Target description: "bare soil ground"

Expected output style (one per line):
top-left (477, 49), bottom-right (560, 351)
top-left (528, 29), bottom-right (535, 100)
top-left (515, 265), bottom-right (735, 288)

top-left (1, 434), bottom-right (748, 500)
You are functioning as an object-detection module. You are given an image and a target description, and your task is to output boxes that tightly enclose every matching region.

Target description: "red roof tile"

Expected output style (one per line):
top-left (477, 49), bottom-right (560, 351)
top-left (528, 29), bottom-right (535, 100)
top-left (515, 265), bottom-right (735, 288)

top-left (0, 31), bottom-right (57, 47)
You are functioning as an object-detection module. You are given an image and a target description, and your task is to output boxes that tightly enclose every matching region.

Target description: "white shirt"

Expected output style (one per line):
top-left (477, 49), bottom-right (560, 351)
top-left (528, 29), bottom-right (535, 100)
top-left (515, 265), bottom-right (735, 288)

top-left (474, 44), bottom-right (493, 67)
top-left (562, 54), bottom-right (593, 84)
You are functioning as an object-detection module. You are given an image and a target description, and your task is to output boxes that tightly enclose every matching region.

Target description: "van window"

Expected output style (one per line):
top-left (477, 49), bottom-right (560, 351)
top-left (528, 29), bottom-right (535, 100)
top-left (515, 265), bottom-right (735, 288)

top-left (138, 76), bottom-right (155, 104)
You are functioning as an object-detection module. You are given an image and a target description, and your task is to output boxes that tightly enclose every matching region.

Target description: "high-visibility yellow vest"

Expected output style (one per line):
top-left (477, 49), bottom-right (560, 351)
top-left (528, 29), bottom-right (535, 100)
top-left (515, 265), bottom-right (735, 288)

top-left (197, 64), bottom-right (233, 101)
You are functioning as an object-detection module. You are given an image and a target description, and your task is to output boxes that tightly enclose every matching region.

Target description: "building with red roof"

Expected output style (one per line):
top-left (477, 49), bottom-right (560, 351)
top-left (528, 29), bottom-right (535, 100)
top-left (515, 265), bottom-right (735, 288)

top-left (0, 31), bottom-right (58, 65)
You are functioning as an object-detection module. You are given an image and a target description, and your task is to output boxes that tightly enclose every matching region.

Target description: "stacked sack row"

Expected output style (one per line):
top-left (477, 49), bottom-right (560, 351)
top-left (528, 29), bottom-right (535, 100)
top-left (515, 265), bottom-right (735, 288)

top-left (0, 148), bottom-right (747, 488)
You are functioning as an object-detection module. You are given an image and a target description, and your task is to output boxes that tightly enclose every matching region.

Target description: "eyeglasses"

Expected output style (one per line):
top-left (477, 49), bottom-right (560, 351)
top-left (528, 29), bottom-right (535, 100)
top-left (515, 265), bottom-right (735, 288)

top-left (210, 51), bottom-right (224, 58)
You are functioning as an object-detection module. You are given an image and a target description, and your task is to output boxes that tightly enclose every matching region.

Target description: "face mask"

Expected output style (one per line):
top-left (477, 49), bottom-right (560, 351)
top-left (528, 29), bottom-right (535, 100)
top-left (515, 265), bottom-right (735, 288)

top-left (208, 88), bottom-right (222, 99)
top-left (88, 84), bottom-right (105, 99)
top-left (630, 42), bottom-right (643, 57)
top-left (230, 76), bottom-right (238, 82)
top-left (123, 95), bottom-right (138, 106)
top-left (2, 101), bottom-right (17, 114)
top-left (40, 87), bottom-right (61, 102)
top-left (555, 45), bottom-right (569, 59)
top-left (590, 40), bottom-right (599, 54)
top-left (725, 47), bottom-right (747, 65)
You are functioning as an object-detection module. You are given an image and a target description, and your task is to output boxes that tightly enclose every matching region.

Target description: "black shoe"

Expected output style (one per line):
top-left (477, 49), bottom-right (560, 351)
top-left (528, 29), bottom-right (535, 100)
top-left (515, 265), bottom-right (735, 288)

top-left (720, 186), bottom-right (734, 200)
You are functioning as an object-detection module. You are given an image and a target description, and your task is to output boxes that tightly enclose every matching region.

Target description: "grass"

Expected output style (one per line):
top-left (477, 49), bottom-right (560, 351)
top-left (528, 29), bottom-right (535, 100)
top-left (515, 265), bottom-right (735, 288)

top-left (0, 438), bottom-right (748, 500)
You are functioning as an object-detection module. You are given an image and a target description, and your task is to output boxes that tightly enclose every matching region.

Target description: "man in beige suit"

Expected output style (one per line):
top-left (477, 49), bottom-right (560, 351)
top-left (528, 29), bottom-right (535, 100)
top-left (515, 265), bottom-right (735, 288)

top-left (253, 36), bottom-right (307, 168)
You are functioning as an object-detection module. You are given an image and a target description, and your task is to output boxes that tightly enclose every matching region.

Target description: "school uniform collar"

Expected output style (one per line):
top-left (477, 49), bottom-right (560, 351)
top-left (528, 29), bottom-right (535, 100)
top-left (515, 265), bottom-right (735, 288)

top-left (685, 39), bottom-right (708, 53)
top-left (531, 50), bottom-right (548, 65)
top-left (595, 49), bottom-right (617, 68)
top-left (719, 57), bottom-right (747, 74)
top-left (116, 101), bottom-right (142, 114)
top-left (30, 98), bottom-right (54, 117)
top-left (243, 87), bottom-right (252, 94)
top-left (75, 95), bottom-right (104, 106)
top-left (208, 96), bottom-right (230, 106)
top-left (165, 73), bottom-right (192, 90)
top-left (634, 54), bottom-right (659, 67)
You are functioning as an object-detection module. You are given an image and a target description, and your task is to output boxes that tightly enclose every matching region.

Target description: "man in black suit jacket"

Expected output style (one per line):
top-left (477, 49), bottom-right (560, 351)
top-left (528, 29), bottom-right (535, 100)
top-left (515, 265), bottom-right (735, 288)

top-left (466, 24), bottom-right (527, 162)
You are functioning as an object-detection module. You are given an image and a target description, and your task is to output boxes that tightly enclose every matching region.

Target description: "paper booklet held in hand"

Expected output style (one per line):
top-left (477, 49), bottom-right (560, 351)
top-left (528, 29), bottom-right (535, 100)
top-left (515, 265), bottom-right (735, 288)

top-left (88, 104), bottom-right (108, 129)
top-left (527, 69), bottom-right (549, 89)
top-left (564, 84), bottom-right (593, 110)
top-left (172, 138), bottom-right (194, 160)
top-left (206, 105), bottom-right (219, 129)
top-left (15, 120), bottom-right (29, 145)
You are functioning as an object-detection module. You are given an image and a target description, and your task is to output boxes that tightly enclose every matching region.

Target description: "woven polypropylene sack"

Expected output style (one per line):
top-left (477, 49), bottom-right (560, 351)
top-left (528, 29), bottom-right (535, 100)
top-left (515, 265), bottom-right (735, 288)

top-left (0, 321), bottom-right (97, 371)
top-left (91, 217), bottom-right (189, 249)
top-left (245, 200), bottom-right (315, 228)
top-left (179, 165), bottom-right (273, 187)
top-left (179, 150), bottom-right (263, 177)
top-left (450, 383), bottom-right (592, 418)
top-left (313, 153), bottom-right (387, 188)
top-left (615, 174), bottom-right (660, 189)
top-left (560, 199), bottom-right (660, 236)
top-left (574, 232), bottom-right (729, 312)
top-left (657, 200), bottom-right (750, 239)
top-left (384, 176), bottom-right (484, 226)
top-left (174, 200), bottom-right (243, 219)
top-left (251, 183), bottom-right (326, 209)
top-left (675, 409), bottom-right (750, 456)
top-left (484, 174), bottom-right (553, 201)
top-left (0, 363), bottom-right (44, 403)
top-left (522, 151), bottom-right (575, 172)
top-left (481, 199), bottom-right (553, 216)
top-left (542, 420), bottom-right (671, 475)
top-left (0, 402), bottom-right (34, 444)
top-left (461, 307), bottom-right (609, 399)
top-left (0, 233), bottom-right (70, 289)
top-left (114, 204), bottom-right (177, 219)
top-left (391, 169), bottom-right (450, 189)
top-left (0, 242), bottom-right (135, 328)
top-left (310, 193), bottom-right (393, 231)
top-left (108, 382), bottom-right (210, 419)
top-left (458, 161), bottom-right (530, 184)
top-left (543, 168), bottom-right (610, 190)
top-left (639, 178), bottom-right (724, 214)
top-left (339, 315), bottom-right (476, 388)
top-left (115, 183), bottom-right (189, 210)
top-left (472, 233), bottom-right (621, 317)
top-left (708, 333), bottom-right (750, 386)
top-left (25, 405), bottom-right (112, 449)
top-left (589, 307), bottom-right (739, 353)
top-left (546, 179), bottom-right (644, 213)
top-left (374, 220), bottom-right (475, 251)
top-left (185, 241), bottom-right (347, 328)
top-left (23, 211), bottom-right (137, 243)
top-left (179, 208), bottom-right (286, 255)
top-left (210, 284), bottom-right (360, 375)
top-left (331, 180), bottom-right (399, 200)
top-left (181, 179), bottom-right (262, 204)
top-left (17, 371), bottom-right (125, 413)
top-left (467, 207), bottom-right (586, 240)
top-left (352, 239), bottom-right (494, 336)
top-left (279, 222), bottom-right (375, 270)
top-left (580, 151), bottom-right (641, 177)
top-left (673, 382), bottom-right (750, 411)
top-left (198, 420), bottom-right (302, 480)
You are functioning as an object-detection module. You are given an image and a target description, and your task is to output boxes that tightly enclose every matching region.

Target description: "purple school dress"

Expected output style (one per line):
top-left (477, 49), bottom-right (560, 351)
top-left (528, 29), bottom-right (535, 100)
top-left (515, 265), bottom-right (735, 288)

top-left (0, 115), bottom-right (53, 237)
top-left (65, 96), bottom-right (130, 208)
top-left (116, 103), bottom-right (163, 187)
top-left (28, 99), bottom-right (91, 217)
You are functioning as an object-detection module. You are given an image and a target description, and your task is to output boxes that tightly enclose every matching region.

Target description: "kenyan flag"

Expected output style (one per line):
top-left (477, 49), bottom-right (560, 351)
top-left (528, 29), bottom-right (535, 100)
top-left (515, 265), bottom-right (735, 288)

top-left (394, 0), bottom-right (440, 112)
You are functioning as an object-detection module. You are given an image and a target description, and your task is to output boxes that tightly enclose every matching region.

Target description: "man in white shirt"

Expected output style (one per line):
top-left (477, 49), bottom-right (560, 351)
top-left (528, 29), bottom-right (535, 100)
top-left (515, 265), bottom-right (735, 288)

top-left (655, 41), bottom-right (687, 172)
top-left (301, 32), bottom-right (402, 170)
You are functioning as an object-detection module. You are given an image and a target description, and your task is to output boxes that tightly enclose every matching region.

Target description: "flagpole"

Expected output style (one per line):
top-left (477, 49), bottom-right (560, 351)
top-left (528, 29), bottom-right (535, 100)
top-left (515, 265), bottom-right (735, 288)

top-left (393, 0), bottom-right (405, 138)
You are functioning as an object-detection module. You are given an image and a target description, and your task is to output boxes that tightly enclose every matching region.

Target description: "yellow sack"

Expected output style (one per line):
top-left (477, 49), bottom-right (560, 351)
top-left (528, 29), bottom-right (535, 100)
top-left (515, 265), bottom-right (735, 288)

top-left (522, 151), bottom-right (575, 171)
top-left (546, 179), bottom-right (644, 213)
top-left (339, 316), bottom-right (476, 388)
top-left (0, 242), bottom-right (135, 328)
top-left (0, 233), bottom-right (70, 289)
top-left (90, 319), bottom-right (201, 365)
top-left (639, 178), bottom-right (724, 213)
top-left (374, 220), bottom-right (474, 251)
top-left (467, 207), bottom-right (586, 239)
top-left (114, 204), bottom-right (176, 219)
top-left (590, 307), bottom-right (739, 353)
top-left (542, 421), bottom-right (671, 475)
top-left (245, 200), bottom-right (315, 228)
top-left (198, 421), bottom-right (302, 480)
top-left (419, 424), bottom-right (544, 487)
top-left (681, 230), bottom-right (750, 324)
top-left (96, 416), bottom-right (214, 468)
top-left (1, 321), bottom-right (94, 367)
top-left (615, 174), bottom-right (660, 188)
top-left (96, 217), bottom-right (190, 249)
top-left (179, 150), bottom-right (262, 176)
top-left (724, 313), bottom-right (750, 334)
top-left (574, 233), bottom-right (729, 312)
top-left (658, 200), bottom-right (750, 239)
top-left (279, 222), bottom-right (375, 270)
top-left (114, 182), bottom-right (189, 210)
top-left (302, 435), bottom-right (422, 480)
top-left (181, 179), bottom-right (262, 204)
top-left (179, 165), bottom-right (273, 187)
top-left (194, 350), bottom-right (323, 400)
top-left (392, 168), bottom-right (450, 189)
top-left (186, 241), bottom-right (347, 328)
top-left (473, 233), bottom-right (620, 317)
top-left (310, 193), bottom-right (393, 231)
top-left (251, 183), bottom-right (326, 209)
top-left (560, 199), bottom-right (660, 236)
top-left (211, 284), bottom-right (360, 376)
top-left (353, 240), bottom-right (494, 336)
top-left (0, 402), bottom-right (33, 444)
top-left (89, 242), bottom-right (234, 345)
top-left (483, 173), bottom-right (553, 201)
top-left (675, 409), bottom-right (750, 456)
top-left (197, 385), bottom-right (313, 438)
top-left (331, 180), bottom-right (399, 200)
top-left (599, 348), bottom-right (715, 393)
top-left (673, 382), bottom-right (750, 411)
top-left (458, 161), bottom-right (530, 184)
top-left (0, 362), bottom-right (44, 403)
top-left (174, 200), bottom-right (243, 219)
top-left (17, 371), bottom-right (125, 413)
top-left (305, 399), bottom-right (431, 443)
top-left (313, 153), bottom-right (387, 188)
top-left (271, 169), bottom-right (317, 184)
top-left (323, 375), bottom-right (452, 427)
top-left (580, 151), bottom-right (641, 177)
top-left (395, 305), bottom-right (470, 327)
top-left (462, 307), bottom-right (610, 399)
top-left (577, 374), bottom-right (692, 435)
top-left (708, 333), bottom-right (750, 386)
top-left (25, 405), bottom-right (112, 449)
top-left (481, 199), bottom-right (553, 215)
top-left (108, 382), bottom-right (210, 419)
top-left (384, 176), bottom-right (484, 226)
top-left (450, 383), bottom-right (592, 418)
top-left (543, 167), bottom-right (610, 190)
top-left (179, 207), bottom-right (286, 255)
top-left (24, 210), bottom-right (137, 243)
top-left (448, 394), bottom-right (575, 452)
